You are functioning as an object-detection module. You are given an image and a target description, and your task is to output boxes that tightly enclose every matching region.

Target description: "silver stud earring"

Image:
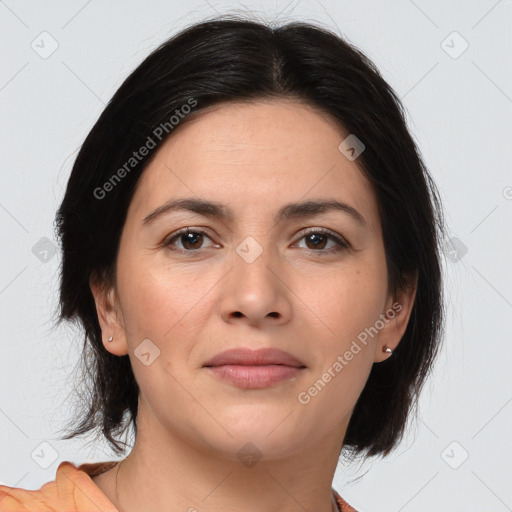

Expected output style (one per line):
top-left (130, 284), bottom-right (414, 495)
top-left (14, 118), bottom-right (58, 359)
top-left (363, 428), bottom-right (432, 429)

top-left (382, 345), bottom-right (392, 354)
top-left (107, 336), bottom-right (113, 342)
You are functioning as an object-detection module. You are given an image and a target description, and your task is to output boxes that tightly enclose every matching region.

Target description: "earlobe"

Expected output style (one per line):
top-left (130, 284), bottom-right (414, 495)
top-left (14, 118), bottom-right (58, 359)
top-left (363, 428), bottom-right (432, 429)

top-left (374, 277), bottom-right (417, 363)
top-left (89, 276), bottom-right (129, 356)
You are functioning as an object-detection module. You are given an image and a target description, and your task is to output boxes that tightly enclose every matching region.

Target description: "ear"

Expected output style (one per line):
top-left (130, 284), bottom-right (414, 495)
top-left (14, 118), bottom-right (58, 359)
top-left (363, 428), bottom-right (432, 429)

top-left (373, 274), bottom-right (417, 363)
top-left (89, 274), bottom-right (129, 356)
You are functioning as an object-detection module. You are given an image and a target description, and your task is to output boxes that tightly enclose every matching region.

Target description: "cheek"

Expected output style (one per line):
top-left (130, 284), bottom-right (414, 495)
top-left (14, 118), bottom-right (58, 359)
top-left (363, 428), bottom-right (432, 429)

top-left (294, 272), bottom-right (381, 416)
top-left (293, 262), bottom-right (388, 346)
top-left (115, 244), bottom-right (195, 335)
top-left (115, 253), bottom-right (219, 371)
top-left (117, 270), bottom-right (174, 340)
top-left (115, 263), bottom-right (199, 402)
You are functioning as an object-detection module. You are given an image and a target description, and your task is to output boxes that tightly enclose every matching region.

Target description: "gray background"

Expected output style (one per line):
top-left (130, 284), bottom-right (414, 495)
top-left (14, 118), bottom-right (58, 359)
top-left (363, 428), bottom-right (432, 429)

top-left (1, 0), bottom-right (511, 510)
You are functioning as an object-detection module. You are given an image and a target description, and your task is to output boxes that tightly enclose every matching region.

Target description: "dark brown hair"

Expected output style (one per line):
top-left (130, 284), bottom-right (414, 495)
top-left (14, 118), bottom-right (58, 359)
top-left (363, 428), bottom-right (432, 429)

top-left (55, 15), bottom-right (446, 461)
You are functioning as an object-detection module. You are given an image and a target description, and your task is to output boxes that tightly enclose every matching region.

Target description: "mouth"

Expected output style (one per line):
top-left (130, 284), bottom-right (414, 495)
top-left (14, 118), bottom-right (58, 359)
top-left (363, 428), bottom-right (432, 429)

top-left (203, 347), bottom-right (306, 389)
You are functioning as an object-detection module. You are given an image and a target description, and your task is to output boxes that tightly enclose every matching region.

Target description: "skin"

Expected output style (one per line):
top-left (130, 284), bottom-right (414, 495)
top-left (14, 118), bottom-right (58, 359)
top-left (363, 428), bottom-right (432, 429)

top-left (90, 99), bottom-right (416, 512)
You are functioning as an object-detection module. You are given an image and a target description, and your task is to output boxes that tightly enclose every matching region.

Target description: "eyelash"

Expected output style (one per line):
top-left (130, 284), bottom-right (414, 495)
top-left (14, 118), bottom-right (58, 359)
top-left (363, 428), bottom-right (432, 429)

top-left (162, 227), bottom-right (350, 255)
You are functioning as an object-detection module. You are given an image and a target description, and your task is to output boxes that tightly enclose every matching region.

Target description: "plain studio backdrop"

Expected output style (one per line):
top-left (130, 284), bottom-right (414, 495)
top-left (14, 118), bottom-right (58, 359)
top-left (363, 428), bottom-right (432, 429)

top-left (0, 1), bottom-right (511, 510)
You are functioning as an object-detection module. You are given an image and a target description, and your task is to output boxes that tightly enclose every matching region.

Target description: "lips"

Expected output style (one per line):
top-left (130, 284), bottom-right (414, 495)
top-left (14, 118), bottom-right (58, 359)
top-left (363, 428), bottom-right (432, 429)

top-left (202, 347), bottom-right (306, 368)
top-left (202, 347), bottom-right (306, 389)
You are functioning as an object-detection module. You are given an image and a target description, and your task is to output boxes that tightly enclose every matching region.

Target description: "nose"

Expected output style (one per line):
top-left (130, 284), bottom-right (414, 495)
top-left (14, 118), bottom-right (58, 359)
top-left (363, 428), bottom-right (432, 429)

top-left (218, 239), bottom-right (292, 328)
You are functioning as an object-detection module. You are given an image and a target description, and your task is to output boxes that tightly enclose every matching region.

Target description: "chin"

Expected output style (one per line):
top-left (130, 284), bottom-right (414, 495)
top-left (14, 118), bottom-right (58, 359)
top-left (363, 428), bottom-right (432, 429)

top-left (203, 430), bottom-right (303, 464)
top-left (200, 407), bottom-right (301, 453)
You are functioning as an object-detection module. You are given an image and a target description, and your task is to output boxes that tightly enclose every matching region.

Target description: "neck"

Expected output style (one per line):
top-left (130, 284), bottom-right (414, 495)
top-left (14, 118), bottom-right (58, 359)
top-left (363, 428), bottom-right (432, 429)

top-left (97, 401), bottom-right (345, 512)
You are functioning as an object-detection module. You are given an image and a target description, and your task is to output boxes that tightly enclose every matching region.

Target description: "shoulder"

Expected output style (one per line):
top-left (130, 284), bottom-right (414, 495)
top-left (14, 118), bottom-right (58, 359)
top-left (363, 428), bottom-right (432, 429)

top-left (332, 488), bottom-right (359, 512)
top-left (0, 461), bottom-right (118, 511)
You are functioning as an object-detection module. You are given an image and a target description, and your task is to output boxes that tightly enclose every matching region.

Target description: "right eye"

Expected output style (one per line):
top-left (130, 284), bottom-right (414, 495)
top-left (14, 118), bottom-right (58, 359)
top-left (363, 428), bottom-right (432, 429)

top-left (162, 227), bottom-right (218, 252)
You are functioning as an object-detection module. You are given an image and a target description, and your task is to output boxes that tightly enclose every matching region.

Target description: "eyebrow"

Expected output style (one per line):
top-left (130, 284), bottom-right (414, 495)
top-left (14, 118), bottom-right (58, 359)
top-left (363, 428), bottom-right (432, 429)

top-left (142, 198), bottom-right (367, 227)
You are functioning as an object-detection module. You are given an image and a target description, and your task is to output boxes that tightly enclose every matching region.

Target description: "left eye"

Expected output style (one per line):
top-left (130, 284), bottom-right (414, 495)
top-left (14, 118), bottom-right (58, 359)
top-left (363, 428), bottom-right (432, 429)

top-left (293, 229), bottom-right (349, 252)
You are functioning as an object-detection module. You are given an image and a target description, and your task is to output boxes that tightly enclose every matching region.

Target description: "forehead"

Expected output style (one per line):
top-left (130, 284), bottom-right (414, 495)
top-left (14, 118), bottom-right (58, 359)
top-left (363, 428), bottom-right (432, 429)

top-left (128, 99), bottom-right (380, 232)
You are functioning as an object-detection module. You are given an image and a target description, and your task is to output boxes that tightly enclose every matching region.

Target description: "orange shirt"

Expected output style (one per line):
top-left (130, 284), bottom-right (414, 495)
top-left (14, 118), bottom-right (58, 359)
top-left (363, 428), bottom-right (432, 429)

top-left (0, 461), bottom-right (357, 511)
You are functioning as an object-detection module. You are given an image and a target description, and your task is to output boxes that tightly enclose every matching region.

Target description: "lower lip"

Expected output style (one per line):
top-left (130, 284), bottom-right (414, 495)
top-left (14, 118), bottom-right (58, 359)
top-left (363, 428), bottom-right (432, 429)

top-left (205, 364), bottom-right (304, 389)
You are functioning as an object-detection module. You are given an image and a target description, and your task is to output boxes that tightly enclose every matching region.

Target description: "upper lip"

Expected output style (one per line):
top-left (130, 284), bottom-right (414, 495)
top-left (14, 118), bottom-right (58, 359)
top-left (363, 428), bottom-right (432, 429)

top-left (203, 348), bottom-right (306, 368)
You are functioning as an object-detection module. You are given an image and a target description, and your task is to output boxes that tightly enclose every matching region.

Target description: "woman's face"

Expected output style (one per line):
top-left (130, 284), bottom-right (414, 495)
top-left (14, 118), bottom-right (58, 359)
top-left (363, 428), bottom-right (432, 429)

top-left (93, 99), bottom-right (415, 461)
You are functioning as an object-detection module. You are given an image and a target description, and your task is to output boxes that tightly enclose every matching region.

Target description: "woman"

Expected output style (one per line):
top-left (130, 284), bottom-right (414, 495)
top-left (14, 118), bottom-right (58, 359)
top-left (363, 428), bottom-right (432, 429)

top-left (0, 15), bottom-right (445, 512)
